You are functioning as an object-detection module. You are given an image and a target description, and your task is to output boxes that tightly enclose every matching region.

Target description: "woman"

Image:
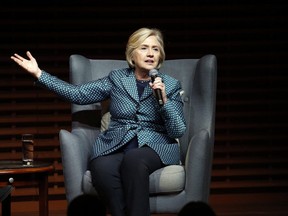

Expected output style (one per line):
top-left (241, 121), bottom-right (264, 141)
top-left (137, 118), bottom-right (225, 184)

top-left (11, 27), bottom-right (186, 216)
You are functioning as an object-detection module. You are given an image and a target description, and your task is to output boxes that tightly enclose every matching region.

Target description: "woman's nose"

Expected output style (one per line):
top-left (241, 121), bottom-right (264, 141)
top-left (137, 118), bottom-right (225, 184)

top-left (147, 48), bottom-right (154, 56)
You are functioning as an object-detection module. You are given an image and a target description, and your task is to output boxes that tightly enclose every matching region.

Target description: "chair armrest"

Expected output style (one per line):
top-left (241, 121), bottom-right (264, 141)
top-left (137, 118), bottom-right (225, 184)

top-left (184, 129), bottom-right (213, 202)
top-left (59, 125), bottom-right (100, 203)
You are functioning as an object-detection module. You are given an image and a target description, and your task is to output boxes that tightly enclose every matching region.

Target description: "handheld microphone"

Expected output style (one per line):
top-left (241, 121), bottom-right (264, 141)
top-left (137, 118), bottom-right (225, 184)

top-left (149, 69), bottom-right (164, 106)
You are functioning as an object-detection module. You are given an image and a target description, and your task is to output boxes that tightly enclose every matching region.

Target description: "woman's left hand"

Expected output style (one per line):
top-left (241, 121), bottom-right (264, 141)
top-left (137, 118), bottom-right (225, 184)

top-left (149, 77), bottom-right (167, 104)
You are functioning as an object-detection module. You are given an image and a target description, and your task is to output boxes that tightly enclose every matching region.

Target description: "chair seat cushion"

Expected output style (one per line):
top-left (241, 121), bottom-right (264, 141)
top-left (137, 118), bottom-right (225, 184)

top-left (149, 165), bottom-right (185, 194)
top-left (83, 165), bottom-right (185, 195)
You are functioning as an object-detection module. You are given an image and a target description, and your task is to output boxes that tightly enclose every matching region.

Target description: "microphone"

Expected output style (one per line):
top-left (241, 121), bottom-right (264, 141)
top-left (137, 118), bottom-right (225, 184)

top-left (149, 69), bottom-right (164, 106)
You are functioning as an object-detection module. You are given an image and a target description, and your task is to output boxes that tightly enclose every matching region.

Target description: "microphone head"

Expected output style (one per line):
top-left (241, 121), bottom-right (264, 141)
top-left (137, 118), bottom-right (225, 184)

top-left (149, 69), bottom-right (158, 77)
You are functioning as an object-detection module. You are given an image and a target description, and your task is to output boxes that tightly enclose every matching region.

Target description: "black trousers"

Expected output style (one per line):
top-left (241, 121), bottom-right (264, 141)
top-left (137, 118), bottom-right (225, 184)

top-left (89, 146), bottom-right (163, 216)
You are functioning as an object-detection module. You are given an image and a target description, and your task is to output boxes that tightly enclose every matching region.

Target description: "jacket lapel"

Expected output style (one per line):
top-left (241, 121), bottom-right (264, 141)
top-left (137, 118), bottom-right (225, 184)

top-left (121, 74), bottom-right (139, 102)
top-left (140, 85), bottom-right (153, 101)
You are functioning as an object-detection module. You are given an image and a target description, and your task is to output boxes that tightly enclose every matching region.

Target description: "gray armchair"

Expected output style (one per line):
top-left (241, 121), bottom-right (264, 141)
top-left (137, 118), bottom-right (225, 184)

top-left (59, 54), bottom-right (217, 213)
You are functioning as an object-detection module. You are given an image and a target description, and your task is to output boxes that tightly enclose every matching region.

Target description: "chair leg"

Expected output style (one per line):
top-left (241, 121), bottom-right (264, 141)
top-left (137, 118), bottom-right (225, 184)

top-left (2, 193), bottom-right (11, 216)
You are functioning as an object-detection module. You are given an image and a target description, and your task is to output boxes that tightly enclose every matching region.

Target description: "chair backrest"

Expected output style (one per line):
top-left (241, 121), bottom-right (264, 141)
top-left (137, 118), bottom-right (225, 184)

top-left (69, 54), bottom-right (217, 163)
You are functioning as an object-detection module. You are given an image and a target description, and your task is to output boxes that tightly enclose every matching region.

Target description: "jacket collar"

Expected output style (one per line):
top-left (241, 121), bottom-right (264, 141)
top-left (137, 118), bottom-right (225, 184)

top-left (121, 68), bottom-right (154, 103)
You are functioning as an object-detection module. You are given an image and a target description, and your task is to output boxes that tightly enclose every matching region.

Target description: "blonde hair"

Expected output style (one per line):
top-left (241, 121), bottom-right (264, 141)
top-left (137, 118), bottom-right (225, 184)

top-left (125, 27), bottom-right (165, 69)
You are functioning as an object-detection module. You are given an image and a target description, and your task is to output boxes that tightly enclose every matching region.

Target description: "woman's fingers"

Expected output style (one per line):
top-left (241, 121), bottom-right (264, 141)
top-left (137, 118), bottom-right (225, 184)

top-left (11, 51), bottom-right (32, 63)
top-left (26, 51), bottom-right (34, 61)
top-left (151, 77), bottom-right (165, 90)
top-left (10, 51), bottom-right (41, 79)
top-left (11, 54), bottom-right (24, 65)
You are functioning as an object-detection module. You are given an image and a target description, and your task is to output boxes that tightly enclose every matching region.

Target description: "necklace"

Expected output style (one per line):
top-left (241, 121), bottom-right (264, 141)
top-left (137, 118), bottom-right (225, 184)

top-left (136, 79), bottom-right (151, 83)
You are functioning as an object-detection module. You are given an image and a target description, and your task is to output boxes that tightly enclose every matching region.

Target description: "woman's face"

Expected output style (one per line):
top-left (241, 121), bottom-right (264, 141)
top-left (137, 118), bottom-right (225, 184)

top-left (132, 35), bottom-right (161, 73)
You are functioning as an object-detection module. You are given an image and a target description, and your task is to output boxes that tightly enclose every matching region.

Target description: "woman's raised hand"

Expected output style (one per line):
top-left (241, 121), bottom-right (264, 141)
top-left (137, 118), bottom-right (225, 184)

top-left (11, 51), bottom-right (42, 79)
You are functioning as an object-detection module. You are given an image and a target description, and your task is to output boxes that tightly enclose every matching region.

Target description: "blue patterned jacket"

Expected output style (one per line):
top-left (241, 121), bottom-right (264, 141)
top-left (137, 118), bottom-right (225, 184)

top-left (37, 68), bottom-right (186, 165)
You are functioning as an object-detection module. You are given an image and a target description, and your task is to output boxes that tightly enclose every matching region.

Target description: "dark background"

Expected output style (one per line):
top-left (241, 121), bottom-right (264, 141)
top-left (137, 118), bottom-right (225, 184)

top-left (1, 0), bottom-right (288, 215)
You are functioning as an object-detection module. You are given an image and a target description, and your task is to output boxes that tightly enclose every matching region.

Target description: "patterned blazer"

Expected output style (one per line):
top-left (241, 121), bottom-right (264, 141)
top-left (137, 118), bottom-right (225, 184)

top-left (37, 68), bottom-right (186, 165)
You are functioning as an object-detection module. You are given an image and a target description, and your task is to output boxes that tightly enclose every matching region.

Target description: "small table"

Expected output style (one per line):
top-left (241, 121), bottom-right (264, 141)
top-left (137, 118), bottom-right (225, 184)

top-left (0, 160), bottom-right (54, 216)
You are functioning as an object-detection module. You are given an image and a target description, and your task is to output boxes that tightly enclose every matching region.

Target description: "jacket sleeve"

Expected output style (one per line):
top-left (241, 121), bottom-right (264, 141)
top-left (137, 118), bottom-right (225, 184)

top-left (159, 80), bottom-right (186, 138)
top-left (35, 70), bottom-right (111, 105)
